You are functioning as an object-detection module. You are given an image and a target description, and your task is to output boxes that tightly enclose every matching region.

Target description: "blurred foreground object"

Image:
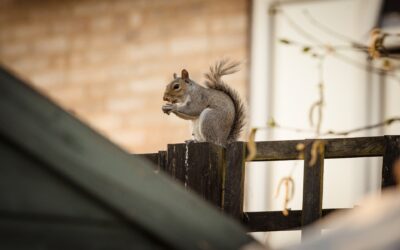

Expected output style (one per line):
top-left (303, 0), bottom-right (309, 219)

top-left (0, 66), bottom-right (257, 250)
top-left (283, 178), bottom-right (400, 250)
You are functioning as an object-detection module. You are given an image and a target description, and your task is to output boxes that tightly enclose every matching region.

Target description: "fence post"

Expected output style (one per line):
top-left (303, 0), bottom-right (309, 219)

top-left (223, 142), bottom-right (246, 220)
top-left (382, 136), bottom-right (400, 189)
top-left (166, 142), bottom-right (225, 207)
top-left (301, 139), bottom-right (325, 240)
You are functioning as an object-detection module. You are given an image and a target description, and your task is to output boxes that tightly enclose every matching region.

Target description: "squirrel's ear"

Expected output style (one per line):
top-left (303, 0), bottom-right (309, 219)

top-left (173, 73), bottom-right (177, 79)
top-left (181, 69), bottom-right (189, 80)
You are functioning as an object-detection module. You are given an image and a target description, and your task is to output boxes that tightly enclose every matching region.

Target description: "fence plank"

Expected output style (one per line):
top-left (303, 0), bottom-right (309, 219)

top-left (382, 136), bottom-right (400, 188)
top-left (243, 209), bottom-right (349, 232)
top-left (137, 151), bottom-right (167, 172)
top-left (252, 136), bottom-right (385, 161)
top-left (223, 142), bottom-right (246, 219)
top-left (166, 144), bottom-right (186, 183)
top-left (138, 153), bottom-right (159, 165)
top-left (186, 142), bottom-right (224, 207)
top-left (324, 136), bottom-right (385, 159)
top-left (302, 139), bottom-right (325, 239)
top-left (158, 150), bottom-right (167, 171)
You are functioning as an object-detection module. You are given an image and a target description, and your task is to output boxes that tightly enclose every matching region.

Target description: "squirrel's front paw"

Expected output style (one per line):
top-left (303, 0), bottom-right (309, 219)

top-left (162, 103), bottom-right (176, 115)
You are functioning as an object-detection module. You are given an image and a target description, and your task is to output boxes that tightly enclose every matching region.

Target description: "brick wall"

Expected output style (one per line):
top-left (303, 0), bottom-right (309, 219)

top-left (0, 0), bottom-right (249, 153)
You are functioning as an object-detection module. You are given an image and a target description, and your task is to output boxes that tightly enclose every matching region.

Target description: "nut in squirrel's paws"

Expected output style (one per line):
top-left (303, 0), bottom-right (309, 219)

top-left (162, 103), bottom-right (175, 115)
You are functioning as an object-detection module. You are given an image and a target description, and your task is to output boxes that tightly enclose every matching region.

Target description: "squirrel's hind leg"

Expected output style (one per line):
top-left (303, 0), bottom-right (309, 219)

top-left (198, 108), bottom-right (230, 147)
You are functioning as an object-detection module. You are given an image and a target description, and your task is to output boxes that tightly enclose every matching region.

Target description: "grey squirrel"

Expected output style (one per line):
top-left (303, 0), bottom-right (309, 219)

top-left (162, 59), bottom-right (245, 146)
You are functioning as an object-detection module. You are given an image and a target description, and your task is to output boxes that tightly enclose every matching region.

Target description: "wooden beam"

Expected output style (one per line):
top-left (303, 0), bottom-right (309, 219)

top-left (0, 67), bottom-right (255, 250)
top-left (251, 136), bottom-right (385, 161)
top-left (382, 136), bottom-right (400, 188)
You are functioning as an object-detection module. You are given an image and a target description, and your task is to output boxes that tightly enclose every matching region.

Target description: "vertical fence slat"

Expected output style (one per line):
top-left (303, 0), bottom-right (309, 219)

top-left (158, 150), bottom-right (167, 171)
top-left (166, 143), bottom-right (186, 183)
top-left (302, 139), bottom-right (325, 239)
top-left (186, 142), bottom-right (224, 207)
top-left (223, 142), bottom-right (246, 219)
top-left (138, 154), bottom-right (159, 165)
top-left (382, 136), bottom-right (400, 189)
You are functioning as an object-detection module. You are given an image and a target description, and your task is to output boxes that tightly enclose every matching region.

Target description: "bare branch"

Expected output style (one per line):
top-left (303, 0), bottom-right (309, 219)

top-left (322, 117), bottom-right (400, 136)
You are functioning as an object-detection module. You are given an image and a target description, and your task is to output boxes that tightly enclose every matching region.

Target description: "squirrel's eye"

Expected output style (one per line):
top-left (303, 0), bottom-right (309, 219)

top-left (173, 84), bottom-right (180, 90)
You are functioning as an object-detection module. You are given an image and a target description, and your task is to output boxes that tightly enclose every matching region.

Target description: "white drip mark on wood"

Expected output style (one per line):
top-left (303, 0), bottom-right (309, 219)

top-left (184, 142), bottom-right (189, 188)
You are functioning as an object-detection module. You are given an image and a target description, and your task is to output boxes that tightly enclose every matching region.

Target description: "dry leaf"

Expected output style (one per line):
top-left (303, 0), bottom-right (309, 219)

top-left (368, 28), bottom-right (387, 59)
top-left (279, 38), bottom-right (291, 44)
top-left (267, 117), bottom-right (276, 128)
top-left (302, 46), bottom-right (311, 53)
top-left (296, 143), bottom-right (305, 159)
top-left (246, 128), bottom-right (258, 161)
top-left (382, 59), bottom-right (393, 71)
top-left (325, 44), bottom-right (335, 54)
top-left (309, 140), bottom-right (325, 166)
top-left (275, 176), bottom-right (295, 216)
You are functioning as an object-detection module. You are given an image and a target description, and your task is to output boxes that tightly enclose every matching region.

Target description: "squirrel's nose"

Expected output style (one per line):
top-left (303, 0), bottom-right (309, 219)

top-left (163, 96), bottom-right (169, 102)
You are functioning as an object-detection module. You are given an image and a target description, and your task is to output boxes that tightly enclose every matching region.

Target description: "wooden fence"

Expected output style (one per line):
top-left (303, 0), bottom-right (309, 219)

top-left (138, 135), bottom-right (400, 237)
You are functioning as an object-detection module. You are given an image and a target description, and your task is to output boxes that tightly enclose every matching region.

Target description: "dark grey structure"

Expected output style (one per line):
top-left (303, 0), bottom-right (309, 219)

top-left (0, 67), bottom-right (255, 250)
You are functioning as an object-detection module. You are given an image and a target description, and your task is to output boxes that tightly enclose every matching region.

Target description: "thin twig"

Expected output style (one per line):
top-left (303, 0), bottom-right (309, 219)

top-left (302, 10), bottom-right (366, 49)
top-left (265, 117), bottom-right (400, 136)
top-left (278, 8), bottom-right (323, 44)
top-left (279, 37), bottom-right (400, 84)
top-left (277, 11), bottom-right (400, 85)
top-left (279, 38), bottom-right (366, 52)
top-left (321, 117), bottom-right (400, 136)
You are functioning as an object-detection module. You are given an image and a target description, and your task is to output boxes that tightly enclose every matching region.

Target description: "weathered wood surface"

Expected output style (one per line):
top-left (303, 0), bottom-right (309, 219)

top-left (138, 151), bottom-right (167, 171)
top-left (158, 150), bottom-right (167, 171)
top-left (382, 136), bottom-right (400, 188)
top-left (243, 209), bottom-right (348, 232)
top-left (139, 153), bottom-right (159, 166)
top-left (223, 142), bottom-right (246, 219)
top-left (186, 142), bottom-right (224, 206)
top-left (165, 142), bottom-right (225, 206)
top-left (166, 143), bottom-right (187, 182)
top-left (244, 210), bottom-right (302, 232)
top-left (0, 67), bottom-right (255, 250)
top-left (252, 136), bottom-right (385, 161)
top-left (302, 139), bottom-right (325, 239)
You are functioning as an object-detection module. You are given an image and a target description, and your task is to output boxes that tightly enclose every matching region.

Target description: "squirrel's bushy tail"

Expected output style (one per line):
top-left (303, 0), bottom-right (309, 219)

top-left (204, 59), bottom-right (246, 143)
